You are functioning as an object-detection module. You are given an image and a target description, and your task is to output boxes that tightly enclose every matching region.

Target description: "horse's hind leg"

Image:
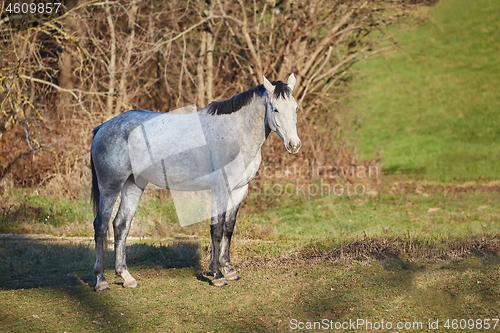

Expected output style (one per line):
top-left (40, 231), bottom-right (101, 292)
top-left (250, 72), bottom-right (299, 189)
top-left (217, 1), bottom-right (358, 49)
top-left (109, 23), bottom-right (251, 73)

top-left (114, 179), bottom-right (143, 288)
top-left (219, 204), bottom-right (240, 281)
top-left (94, 191), bottom-right (120, 291)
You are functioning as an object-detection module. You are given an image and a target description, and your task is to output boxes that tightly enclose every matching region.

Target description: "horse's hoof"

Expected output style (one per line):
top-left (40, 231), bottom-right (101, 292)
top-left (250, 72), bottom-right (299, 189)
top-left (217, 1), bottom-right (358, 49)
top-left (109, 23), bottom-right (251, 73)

top-left (95, 281), bottom-right (110, 292)
top-left (224, 270), bottom-right (240, 281)
top-left (123, 279), bottom-right (138, 288)
top-left (212, 277), bottom-right (228, 287)
top-left (119, 270), bottom-right (138, 288)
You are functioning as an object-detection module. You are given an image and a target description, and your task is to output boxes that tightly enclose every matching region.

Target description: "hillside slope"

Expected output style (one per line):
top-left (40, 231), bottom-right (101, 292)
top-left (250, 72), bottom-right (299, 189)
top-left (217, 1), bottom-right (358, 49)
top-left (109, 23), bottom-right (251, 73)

top-left (349, 0), bottom-right (500, 181)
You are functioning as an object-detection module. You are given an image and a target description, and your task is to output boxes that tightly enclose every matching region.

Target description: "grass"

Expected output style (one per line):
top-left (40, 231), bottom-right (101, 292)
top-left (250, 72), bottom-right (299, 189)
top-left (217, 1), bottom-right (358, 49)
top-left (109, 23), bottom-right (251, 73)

top-left (0, 236), bottom-right (499, 332)
top-left (4, 180), bottom-right (500, 248)
top-left (1, 182), bottom-right (499, 332)
top-left (248, 190), bottom-right (500, 244)
top-left (1, 176), bottom-right (499, 332)
top-left (348, 0), bottom-right (500, 181)
top-left (0, 188), bottom-right (94, 235)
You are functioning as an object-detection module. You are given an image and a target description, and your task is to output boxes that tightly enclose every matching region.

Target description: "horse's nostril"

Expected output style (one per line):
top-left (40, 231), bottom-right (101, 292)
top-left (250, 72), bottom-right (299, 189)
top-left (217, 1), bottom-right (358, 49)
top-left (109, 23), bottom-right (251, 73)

top-left (288, 140), bottom-right (301, 153)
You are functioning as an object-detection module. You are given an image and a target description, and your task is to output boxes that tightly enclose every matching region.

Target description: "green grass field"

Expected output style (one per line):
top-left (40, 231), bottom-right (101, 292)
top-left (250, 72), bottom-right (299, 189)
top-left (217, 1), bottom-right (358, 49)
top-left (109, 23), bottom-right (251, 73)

top-left (348, 0), bottom-right (500, 181)
top-left (1, 231), bottom-right (499, 332)
top-left (1, 183), bottom-right (499, 332)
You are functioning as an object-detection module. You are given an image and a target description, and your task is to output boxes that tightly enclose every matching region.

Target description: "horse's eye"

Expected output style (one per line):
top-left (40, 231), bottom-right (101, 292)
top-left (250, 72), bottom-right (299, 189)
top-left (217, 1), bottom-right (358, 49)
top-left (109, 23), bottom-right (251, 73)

top-left (273, 107), bottom-right (279, 113)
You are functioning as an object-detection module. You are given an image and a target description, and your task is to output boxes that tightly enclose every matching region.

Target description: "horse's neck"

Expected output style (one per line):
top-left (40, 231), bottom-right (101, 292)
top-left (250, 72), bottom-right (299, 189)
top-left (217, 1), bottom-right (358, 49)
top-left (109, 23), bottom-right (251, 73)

top-left (199, 94), bottom-right (268, 161)
top-left (238, 96), bottom-right (268, 154)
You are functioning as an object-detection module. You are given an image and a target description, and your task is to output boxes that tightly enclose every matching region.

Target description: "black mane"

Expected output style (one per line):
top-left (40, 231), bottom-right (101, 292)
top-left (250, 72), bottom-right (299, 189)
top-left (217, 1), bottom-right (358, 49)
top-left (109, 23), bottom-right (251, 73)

top-left (206, 81), bottom-right (291, 115)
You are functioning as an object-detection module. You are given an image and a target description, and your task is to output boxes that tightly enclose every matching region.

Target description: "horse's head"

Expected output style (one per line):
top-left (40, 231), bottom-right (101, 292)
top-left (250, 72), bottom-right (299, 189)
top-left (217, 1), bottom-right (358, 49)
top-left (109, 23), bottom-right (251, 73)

top-left (263, 73), bottom-right (302, 154)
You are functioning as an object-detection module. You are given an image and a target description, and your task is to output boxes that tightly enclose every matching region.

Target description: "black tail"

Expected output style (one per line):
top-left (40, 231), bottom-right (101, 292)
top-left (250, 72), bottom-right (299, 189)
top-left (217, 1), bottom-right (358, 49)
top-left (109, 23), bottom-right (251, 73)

top-left (91, 124), bottom-right (110, 249)
top-left (90, 125), bottom-right (102, 216)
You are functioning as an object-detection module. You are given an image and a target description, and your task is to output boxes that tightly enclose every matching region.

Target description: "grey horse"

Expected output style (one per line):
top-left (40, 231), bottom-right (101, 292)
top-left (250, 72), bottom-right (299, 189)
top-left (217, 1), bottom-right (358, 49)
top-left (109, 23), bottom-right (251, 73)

top-left (90, 74), bottom-right (301, 290)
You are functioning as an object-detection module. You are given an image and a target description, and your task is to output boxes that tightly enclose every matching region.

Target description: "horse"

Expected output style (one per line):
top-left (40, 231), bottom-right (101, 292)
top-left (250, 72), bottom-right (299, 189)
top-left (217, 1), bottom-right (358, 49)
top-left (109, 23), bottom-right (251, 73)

top-left (90, 74), bottom-right (301, 290)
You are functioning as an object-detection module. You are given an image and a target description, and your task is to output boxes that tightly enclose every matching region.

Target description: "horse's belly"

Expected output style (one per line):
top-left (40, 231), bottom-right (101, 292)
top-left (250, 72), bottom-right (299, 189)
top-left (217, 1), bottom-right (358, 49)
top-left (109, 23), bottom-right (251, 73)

top-left (137, 148), bottom-right (256, 192)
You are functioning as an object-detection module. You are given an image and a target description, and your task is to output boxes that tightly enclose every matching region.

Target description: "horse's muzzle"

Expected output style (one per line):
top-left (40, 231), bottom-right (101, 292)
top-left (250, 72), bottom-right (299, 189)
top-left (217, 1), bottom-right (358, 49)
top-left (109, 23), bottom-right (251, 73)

top-left (287, 139), bottom-right (302, 154)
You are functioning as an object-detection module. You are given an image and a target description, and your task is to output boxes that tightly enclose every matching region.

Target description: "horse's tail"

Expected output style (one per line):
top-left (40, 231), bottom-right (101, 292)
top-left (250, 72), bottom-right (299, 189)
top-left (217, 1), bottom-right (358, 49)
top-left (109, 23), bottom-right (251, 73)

top-left (90, 125), bottom-right (102, 216)
top-left (91, 124), bottom-right (110, 249)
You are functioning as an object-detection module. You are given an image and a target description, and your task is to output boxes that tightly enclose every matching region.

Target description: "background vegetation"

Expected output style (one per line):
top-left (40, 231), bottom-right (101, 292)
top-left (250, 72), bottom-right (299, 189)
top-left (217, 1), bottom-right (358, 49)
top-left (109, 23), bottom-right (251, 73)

top-left (348, 0), bottom-right (500, 181)
top-left (1, 0), bottom-right (406, 189)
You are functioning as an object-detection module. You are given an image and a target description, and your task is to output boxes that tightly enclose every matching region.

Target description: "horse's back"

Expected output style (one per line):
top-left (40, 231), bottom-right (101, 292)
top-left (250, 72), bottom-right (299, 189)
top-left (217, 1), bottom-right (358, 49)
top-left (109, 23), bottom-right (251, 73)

top-left (93, 110), bottom-right (161, 139)
top-left (91, 110), bottom-right (163, 182)
top-left (90, 109), bottom-right (258, 191)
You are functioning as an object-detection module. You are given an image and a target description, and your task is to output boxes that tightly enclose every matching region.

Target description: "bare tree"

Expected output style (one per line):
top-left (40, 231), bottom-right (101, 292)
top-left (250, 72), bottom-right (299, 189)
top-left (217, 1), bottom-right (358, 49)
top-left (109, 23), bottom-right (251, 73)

top-left (0, 0), bottom-right (410, 187)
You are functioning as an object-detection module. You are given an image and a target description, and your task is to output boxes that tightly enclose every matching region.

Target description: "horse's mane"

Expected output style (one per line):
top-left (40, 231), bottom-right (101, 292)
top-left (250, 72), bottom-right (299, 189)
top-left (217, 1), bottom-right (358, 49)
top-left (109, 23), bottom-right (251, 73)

top-left (205, 81), bottom-right (291, 115)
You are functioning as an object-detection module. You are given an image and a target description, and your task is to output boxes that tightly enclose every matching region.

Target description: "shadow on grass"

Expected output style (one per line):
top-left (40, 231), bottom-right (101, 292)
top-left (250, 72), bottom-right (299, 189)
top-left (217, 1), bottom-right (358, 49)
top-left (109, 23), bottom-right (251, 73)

top-left (0, 236), bottom-right (205, 331)
top-left (0, 236), bottom-right (203, 290)
top-left (293, 249), bottom-right (500, 323)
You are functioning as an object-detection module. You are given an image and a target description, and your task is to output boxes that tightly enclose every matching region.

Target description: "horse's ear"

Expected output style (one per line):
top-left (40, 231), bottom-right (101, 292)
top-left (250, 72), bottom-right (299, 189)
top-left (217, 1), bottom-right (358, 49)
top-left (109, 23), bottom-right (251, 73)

top-left (262, 75), bottom-right (275, 94)
top-left (287, 73), bottom-right (296, 91)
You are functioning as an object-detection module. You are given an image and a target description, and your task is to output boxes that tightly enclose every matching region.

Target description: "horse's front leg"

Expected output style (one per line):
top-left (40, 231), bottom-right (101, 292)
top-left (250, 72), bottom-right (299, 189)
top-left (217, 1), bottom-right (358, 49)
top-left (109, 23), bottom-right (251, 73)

top-left (219, 203), bottom-right (241, 281)
top-left (208, 175), bottom-right (232, 287)
top-left (219, 185), bottom-right (248, 281)
top-left (210, 213), bottom-right (227, 287)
